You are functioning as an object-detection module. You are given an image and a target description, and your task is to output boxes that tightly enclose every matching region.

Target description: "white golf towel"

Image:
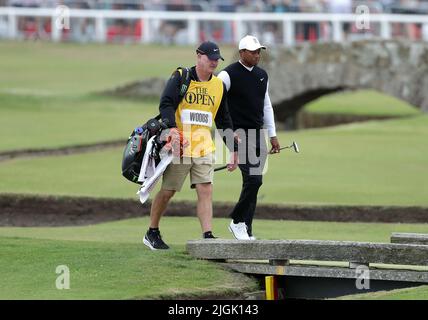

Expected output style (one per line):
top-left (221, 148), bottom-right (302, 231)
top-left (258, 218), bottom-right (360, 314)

top-left (136, 136), bottom-right (173, 204)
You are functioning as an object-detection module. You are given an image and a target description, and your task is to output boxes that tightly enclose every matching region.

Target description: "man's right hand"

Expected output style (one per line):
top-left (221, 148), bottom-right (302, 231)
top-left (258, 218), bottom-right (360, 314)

top-left (234, 132), bottom-right (242, 144)
top-left (163, 128), bottom-right (189, 157)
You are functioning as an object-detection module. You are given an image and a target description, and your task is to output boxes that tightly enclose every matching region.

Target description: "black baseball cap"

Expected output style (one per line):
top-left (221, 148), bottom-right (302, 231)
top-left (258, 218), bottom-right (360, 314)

top-left (196, 41), bottom-right (224, 61)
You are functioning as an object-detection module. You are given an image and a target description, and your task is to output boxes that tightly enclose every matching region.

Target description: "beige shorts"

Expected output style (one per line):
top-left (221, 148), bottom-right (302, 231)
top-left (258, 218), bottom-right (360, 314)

top-left (161, 153), bottom-right (215, 191)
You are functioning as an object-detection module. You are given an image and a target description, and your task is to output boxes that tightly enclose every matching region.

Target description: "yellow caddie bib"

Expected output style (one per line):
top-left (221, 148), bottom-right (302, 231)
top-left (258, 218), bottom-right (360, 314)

top-left (175, 74), bottom-right (223, 157)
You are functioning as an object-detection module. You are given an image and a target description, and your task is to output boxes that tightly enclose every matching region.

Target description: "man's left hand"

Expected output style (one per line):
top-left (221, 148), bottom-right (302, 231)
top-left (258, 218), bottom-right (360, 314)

top-left (269, 136), bottom-right (280, 154)
top-left (227, 151), bottom-right (239, 172)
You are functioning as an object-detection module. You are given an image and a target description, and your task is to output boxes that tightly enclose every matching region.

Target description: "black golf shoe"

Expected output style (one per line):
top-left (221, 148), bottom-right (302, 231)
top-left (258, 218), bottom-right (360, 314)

top-left (143, 229), bottom-right (170, 250)
top-left (203, 231), bottom-right (218, 239)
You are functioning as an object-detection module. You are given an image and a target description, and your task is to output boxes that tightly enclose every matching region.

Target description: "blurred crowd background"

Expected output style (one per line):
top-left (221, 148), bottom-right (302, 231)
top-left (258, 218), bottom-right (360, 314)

top-left (2, 0), bottom-right (428, 14)
top-left (1, 0), bottom-right (428, 44)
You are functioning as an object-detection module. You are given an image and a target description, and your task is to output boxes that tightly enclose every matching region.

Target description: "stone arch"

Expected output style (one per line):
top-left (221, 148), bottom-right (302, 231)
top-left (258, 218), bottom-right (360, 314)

top-left (260, 40), bottom-right (428, 126)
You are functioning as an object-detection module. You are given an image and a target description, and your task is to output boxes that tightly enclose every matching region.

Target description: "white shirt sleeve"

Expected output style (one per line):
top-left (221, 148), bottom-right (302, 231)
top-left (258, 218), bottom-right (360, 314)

top-left (217, 70), bottom-right (231, 91)
top-left (263, 81), bottom-right (277, 138)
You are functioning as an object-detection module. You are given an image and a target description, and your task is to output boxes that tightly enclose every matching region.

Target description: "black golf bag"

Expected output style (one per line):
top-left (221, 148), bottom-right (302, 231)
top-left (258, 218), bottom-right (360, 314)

top-left (121, 116), bottom-right (164, 184)
top-left (121, 67), bottom-right (190, 185)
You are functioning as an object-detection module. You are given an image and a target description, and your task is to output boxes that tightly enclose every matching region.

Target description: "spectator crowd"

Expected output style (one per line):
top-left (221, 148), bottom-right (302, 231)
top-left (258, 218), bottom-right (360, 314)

top-left (2, 1), bottom-right (428, 14)
top-left (1, 0), bottom-right (428, 44)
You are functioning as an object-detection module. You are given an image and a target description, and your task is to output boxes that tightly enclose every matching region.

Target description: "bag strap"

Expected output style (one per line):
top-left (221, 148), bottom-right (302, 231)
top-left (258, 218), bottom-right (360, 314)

top-left (177, 67), bottom-right (190, 101)
top-left (154, 67), bottom-right (191, 121)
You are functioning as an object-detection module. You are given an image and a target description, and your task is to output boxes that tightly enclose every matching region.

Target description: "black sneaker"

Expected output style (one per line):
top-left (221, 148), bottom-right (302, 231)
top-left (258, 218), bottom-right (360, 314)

top-left (143, 230), bottom-right (170, 250)
top-left (203, 231), bottom-right (218, 239)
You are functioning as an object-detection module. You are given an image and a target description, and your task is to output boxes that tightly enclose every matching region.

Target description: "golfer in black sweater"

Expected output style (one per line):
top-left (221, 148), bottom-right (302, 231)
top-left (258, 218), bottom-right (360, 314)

top-left (218, 35), bottom-right (281, 240)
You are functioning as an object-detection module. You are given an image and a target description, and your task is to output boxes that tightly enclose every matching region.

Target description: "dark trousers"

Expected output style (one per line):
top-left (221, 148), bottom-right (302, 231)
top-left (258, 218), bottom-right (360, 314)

top-left (230, 129), bottom-right (267, 235)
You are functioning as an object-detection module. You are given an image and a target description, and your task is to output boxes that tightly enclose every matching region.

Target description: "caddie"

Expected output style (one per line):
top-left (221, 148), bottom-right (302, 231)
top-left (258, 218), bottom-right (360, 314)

top-left (143, 41), bottom-right (239, 250)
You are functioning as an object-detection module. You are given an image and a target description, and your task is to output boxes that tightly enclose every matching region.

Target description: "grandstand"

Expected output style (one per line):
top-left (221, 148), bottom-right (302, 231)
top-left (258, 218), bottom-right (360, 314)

top-left (1, 1), bottom-right (428, 44)
top-left (3, 1), bottom-right (428, 13)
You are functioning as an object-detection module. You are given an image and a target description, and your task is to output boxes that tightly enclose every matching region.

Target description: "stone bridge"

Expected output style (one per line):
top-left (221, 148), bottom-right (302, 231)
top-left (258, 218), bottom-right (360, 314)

top-left (260, 40), bottom-right (428, 125)
top-left (109, 40), bottom-right (428, 126)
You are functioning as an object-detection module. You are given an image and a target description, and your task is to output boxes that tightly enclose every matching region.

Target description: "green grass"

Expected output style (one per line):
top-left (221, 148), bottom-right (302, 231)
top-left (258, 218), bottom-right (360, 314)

top-left (0, 236), bottom-right (255, 300)
top-left (0, 41), bottom-right (421, 153)
top-left (0, 41), bottom-right (237, 152)
top-left (1, 217), bottom-right (428, 244)
top-left (0, 41), bottom-right (235, 95)
top-left (1, 40), bottom-right (428, 300)
top-left (0, 217), bottom-right (427, 299)
top-left (305, 89), bottom-right (421, 116)
top-left (0, 93), bottom-right (158, 151)
top-left (336, 285), bottom-right (428, 300)
top-left (1, 115), bottom-right (427, 206)
top-left (261, 115), bottom-right (428, 206)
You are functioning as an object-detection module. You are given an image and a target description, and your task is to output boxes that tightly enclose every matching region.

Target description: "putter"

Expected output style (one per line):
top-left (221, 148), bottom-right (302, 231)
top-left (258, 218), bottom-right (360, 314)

top-left (275, 141), bottom-right (300, 153)
top-left (214, 141), bottom-right (300, 172)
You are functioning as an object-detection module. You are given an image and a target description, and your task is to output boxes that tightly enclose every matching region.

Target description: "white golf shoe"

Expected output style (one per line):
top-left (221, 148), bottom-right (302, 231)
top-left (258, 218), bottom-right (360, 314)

top-left (229, 221), bottom-right (251, 240)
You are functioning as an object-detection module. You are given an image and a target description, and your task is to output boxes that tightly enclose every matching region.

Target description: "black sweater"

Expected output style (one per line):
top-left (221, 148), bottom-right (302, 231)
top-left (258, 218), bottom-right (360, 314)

top-left (223, 62), bottom-right (268, 129)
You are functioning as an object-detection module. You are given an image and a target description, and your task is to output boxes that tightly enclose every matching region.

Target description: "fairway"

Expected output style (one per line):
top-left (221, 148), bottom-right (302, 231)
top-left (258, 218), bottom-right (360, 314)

top-left (0, 41), bottom-right (422, 154)
top-left (305, 89), bottom-right (421, 117)
top-left (0, 93), bottom-right (158, 151)
top-left (0, 41), bottom-right (236, 95)
top-left (1, 216), bottom-right (427, 299)
top-left (1, 115), bottom-right (427, 206)
top-left (1, 40), bottom-right (428, 300)
top-left (0, 236), bottom-right (256, 300)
